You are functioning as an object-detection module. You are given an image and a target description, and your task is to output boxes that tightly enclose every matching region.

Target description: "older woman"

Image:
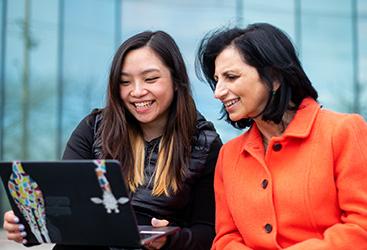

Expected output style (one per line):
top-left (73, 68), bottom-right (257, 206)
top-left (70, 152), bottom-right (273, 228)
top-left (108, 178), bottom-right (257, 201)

top-left (196, 23), bottom-right (367, 249)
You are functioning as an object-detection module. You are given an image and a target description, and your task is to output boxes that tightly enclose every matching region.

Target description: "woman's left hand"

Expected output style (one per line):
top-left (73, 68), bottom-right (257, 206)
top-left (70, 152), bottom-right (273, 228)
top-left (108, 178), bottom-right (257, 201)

top-left (145, 217), bottom-right (169, 250)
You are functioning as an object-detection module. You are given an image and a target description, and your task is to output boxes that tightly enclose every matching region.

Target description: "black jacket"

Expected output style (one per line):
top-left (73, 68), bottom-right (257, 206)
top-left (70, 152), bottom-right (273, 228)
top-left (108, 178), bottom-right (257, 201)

top-left (55, 110), bottom-right (222, 250)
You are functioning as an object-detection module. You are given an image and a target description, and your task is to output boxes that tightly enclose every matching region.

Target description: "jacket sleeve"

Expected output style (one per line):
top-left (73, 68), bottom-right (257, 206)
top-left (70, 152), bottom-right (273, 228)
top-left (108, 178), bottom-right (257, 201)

top-left (285, 114), bottom-right (367, 250)
top-left (211, 146), bottom-right (253, 250)
top-left (164, 133), bottom-right (222, 250)
top-left (62, 115), bottom-right (95, 160)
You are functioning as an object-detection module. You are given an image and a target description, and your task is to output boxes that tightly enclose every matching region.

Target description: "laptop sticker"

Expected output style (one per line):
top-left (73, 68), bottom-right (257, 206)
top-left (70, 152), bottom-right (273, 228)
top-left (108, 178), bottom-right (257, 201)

top-left (8, 161), bottom-right (51, 243)
top-left (90, 160), bottom-right (129, 213)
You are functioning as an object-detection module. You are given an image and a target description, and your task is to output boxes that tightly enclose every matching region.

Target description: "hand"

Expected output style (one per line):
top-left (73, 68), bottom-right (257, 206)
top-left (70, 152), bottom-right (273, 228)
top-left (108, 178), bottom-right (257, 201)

top-left (3, 210), bottom-right (27, 244)
top-left (145, 217), bottom-right (169, 250)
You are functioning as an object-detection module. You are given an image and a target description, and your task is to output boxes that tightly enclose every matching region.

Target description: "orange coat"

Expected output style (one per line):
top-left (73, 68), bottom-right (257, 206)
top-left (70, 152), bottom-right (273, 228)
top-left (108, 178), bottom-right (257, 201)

top-left (212, 98), bottom-right (367, 250)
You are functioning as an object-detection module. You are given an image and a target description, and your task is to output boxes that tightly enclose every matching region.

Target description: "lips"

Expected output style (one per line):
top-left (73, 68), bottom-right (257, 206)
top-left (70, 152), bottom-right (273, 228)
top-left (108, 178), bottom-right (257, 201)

top-left (223, 98), bottom-right (240, 108)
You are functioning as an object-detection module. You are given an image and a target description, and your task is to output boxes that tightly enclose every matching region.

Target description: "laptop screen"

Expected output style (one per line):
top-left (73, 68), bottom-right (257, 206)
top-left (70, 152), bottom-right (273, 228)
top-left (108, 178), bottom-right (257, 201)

top-left (0, 160), bottom-right (143, 248)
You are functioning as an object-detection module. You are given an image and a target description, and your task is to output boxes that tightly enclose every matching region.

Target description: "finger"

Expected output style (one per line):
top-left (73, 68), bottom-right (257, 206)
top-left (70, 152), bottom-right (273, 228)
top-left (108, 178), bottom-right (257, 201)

top-left (151, 218), bottom-right (169, 227)
top-left (153, 236), bottom-right (167, 245)
top-left (4, 221), bottom-right (24, 233)
top-left (7, 231), bottom-right (26, 243)
top-left (4, 210), bottom-right (19, 224)
top-left (149, 236), bottom-right (167, 249)
top-left (3, 215), bottom-right (23, 233)
top-left (3, 211), bottom-right (28, 245)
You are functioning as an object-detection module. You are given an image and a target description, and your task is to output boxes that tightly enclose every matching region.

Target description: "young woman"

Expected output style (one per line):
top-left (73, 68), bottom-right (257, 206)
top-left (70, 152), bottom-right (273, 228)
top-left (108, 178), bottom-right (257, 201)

top-left (196, 23), bottom-right (367, 249)
top-left (4, 30), bottom-right (222, 250)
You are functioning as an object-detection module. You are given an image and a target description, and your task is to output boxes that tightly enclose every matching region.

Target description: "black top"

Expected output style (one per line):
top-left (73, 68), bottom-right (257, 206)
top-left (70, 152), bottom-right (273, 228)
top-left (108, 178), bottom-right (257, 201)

top-left (54, 110), bottom-right (222, 250)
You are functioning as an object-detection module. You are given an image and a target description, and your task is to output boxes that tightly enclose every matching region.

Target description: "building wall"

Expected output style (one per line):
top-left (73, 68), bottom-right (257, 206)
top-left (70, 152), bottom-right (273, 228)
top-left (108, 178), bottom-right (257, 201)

top-left (0, 0), bottom-right (366, 224)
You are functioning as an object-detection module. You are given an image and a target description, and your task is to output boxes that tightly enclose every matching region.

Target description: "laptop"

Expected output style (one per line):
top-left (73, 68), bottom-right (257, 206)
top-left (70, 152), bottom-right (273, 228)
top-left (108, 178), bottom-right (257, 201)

top-left (0, 160), bottom-right (180, 248)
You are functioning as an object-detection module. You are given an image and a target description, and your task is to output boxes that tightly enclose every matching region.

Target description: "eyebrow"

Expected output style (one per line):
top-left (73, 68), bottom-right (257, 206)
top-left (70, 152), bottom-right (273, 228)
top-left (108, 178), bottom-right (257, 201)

top-left (222, 70), bottom-right (237, 75)
top-left (214, 70), bottom-right (237, 78)
top-left (120, 68), bottom-right (160, 76)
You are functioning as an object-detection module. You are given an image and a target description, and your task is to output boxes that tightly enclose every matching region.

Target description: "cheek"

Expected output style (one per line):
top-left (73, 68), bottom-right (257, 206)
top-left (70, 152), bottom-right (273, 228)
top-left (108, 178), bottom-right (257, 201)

top-left (166, 90), bottom-right (175, 107)
top-left (253, 88), bottom-right (270, 106)
top-left (159, 86), bottom-right (174, 104)
top-left (119, 87), bottom-right (129, 102)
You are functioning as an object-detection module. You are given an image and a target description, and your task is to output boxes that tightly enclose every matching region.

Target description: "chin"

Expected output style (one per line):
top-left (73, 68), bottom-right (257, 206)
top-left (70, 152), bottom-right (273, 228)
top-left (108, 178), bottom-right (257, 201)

top-left (229, 115), bottom-right (242, 122)
top-left (131, 113), bottom-right (151, 122)
top-left (228, 112), bottom-right (247, 121)
top-left (136, 118), bottom-right (154, 124)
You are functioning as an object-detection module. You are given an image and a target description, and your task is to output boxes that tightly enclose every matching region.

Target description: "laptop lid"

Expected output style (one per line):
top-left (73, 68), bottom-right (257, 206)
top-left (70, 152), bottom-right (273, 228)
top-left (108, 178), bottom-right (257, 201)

top-left (0, 160), bottom-right (179, 248)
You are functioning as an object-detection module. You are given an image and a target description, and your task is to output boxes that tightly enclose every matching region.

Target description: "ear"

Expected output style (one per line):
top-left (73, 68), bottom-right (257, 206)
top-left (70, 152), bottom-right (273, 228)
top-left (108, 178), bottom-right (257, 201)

top-left (264, 68), bottom-right (280, 92)
top-left (273, 80), bottom-right (281, 92)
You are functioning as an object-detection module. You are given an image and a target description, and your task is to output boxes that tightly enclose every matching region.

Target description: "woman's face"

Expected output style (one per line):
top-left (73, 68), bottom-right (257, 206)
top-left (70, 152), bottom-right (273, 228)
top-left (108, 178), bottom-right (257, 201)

top-left (214, 46), bottom-right (272, 121)
top-left (119, 46), bottom-right (174, 133)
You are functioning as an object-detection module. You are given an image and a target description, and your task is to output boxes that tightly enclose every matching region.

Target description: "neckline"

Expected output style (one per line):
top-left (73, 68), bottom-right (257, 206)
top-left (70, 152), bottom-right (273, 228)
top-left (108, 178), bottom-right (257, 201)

top-left (145, 136), bottom-right (162, 145)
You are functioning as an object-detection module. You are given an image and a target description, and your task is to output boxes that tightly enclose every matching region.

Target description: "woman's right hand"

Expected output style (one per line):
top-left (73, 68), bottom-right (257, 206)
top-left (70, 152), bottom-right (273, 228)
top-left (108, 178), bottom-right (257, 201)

top-left (3, 210), bottom-right (27, 244)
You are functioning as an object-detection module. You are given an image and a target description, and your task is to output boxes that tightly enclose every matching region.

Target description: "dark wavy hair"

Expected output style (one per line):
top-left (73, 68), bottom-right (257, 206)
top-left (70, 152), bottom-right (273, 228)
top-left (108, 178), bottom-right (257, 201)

top-left (196, 23), bottom-right (318, 129)
top-left (100, 31), bottom-right (197, 194)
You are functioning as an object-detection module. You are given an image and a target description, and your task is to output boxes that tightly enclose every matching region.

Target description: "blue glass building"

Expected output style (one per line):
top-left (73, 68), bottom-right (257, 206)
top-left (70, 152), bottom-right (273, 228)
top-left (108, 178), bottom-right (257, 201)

top-left (0, 0), bottom-right (366, 223)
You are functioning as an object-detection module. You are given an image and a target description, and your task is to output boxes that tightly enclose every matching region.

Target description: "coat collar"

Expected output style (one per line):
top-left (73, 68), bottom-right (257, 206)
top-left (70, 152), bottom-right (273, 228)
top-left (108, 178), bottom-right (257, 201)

top-left (242, 97), bottom-right (320, 154)
top-left (281, 97), bottom-right (320, 138)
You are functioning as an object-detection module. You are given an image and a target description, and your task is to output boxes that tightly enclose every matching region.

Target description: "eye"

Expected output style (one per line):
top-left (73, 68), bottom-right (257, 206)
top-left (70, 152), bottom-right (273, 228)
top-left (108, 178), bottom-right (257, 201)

top-left (145, 76), bottom-right (159, 83)
top-left (225, 74), bottom-right (238, 81)
top-left (119, 80), bottom-right (130, 86)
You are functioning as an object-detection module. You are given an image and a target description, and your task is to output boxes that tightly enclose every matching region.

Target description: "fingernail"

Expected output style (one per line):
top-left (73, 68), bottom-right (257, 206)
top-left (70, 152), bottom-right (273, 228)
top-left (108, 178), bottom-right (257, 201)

top-left (22, 239), bottom-right (28, 244)
top-left (13, 216), bottom-right (19, 223)
top-left (20, 231), bottom-right (27, 237)
top-left (18, 224), bottom-right (25, 231)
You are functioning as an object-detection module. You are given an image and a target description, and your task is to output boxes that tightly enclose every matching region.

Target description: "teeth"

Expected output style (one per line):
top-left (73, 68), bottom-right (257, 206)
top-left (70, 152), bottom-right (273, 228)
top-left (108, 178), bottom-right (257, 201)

top-left (224, 99), bottom-right (239, 107)
top-left (134, 101), bottom-right (153, 108)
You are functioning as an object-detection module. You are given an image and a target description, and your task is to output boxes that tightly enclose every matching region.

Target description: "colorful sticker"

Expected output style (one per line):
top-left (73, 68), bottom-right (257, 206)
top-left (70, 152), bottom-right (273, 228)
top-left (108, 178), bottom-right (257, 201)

top-left (8, 161), bottom-right (51, 243)
top-left (90, 160), bottom-right (129, 213)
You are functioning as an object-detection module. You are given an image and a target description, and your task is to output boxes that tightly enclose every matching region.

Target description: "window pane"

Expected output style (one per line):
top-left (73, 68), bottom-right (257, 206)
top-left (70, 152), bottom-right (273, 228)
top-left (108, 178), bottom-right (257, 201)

top-left (4, 0), bottom-right (25, 160)
top-left (243, 0), bottom-right (295, 38)
top-left (28, 0), bottom-right (58, 160)
top-left (62, 0), bottom-right (116, 149)
top-left (358, 0), bottom-right (367, 117)
top-left (3, 0), bottom-right (58, 160)
top-left (302, 0), bottom-right (354, 112)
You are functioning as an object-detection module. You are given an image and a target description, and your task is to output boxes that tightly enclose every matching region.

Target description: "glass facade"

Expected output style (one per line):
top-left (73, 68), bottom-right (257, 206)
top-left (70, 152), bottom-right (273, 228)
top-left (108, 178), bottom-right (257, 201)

top-left (0, 0), bottom-right (366, 223)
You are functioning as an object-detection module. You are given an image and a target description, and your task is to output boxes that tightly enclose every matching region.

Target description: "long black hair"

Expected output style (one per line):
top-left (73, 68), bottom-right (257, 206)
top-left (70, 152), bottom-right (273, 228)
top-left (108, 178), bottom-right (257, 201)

top-left (196, 23), bottom-right (318, 129)
top-left (101, 31), bottom-right (197, 195)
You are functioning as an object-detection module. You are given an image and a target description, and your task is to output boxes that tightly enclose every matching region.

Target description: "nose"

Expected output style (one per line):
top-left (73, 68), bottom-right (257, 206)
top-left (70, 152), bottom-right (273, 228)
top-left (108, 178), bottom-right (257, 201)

top-left (214, 79), bottom-right (228, 100)
top-left (130, 82), bottom-right (148, 97)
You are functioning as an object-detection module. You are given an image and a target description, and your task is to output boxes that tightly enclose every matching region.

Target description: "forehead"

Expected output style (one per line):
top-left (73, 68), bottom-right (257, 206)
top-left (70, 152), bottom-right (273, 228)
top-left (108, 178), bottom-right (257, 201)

top-left (121, 46), bottom-right (166, 72)
top-left (214, 46), bottom-right (247, 73)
